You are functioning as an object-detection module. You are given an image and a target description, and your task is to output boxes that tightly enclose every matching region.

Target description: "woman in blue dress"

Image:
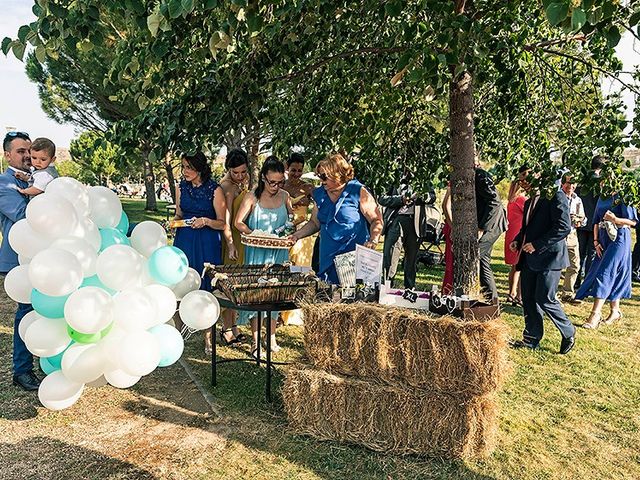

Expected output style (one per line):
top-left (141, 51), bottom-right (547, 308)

top-left (290, 153), bottom-right (383, 284)
top-left (577, 194), bottom-right (637, 328)
top-left (234, 156), bottom-right (293, 355)
top-left (173, 152), bottom-right (237, 354)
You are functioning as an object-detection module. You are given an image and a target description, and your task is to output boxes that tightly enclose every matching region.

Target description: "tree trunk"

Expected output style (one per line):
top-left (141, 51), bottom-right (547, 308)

top-left (141, 147), bottom-right (157, 211)
top-left (247, 131), bottom-right (261, 190)
top-left (449, 70), bottom-right (479, 296)
top-left (164, 152), bottom-right (177, 204)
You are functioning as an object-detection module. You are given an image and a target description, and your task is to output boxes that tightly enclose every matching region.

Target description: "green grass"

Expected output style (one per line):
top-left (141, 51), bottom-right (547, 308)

top-left (1, 198), bottom-right (638, 480)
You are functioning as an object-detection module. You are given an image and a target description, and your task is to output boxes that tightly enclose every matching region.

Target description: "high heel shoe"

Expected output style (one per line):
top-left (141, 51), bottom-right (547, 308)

top-left (603, 310), bottom-right (622, 326)
top-left (231, 324), bottom-right (247, 343)
top-left (219, 328), bottom-right (240, 347)
top-left (582, 312), bottom-right (601, 329)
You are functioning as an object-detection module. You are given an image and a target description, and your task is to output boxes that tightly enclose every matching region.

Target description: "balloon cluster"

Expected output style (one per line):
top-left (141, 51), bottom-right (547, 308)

top-left (3, 177), bottom-right (221, 410)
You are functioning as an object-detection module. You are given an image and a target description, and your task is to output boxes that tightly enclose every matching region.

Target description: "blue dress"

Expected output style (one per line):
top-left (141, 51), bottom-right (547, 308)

top-left (313, 179), bottom-right (369, 284)
top-left (173, 179), bottom-right (222, 291)
top-left (576, 196), bottom-right (638, 301)
top-left (238, 192), bottom-right (289, 325)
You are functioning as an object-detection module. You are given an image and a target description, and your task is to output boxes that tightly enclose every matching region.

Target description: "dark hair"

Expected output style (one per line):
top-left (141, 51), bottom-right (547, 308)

top-left (225, 148), bottom-right (248, 169)
top-left (183, 151), bottom-right (212, 184)
top-left (287, 152), bottom-right (305, 167)
top-left (561, 172), bottom-right (574, 184)
top-left (3, 131), bottom-right (30, 152)
top-left (518, 165), bottom-right (529, 173)
top-left (255, 155), bottom-right (285, 199)
top-left (591, 155), bottom-right (606, 170)
top-left (30, 137), bottom-right (56, 158)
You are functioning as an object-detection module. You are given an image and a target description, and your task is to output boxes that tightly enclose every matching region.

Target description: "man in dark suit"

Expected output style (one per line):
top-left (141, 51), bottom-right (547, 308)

top-left (509, 171), bottom-right (576, 354)
top-left (475, 166), bottom-right (507, 301)
top-left (1, 132), bottom-right (40, 390)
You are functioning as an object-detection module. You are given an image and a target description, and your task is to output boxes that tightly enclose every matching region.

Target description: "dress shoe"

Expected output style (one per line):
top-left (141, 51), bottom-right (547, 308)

top-left (511, 339), bottom-right (539, 350)
top-left (13, 372), bottom-right (41, 391)
top-left (559, 336), bottom-right (575, 355)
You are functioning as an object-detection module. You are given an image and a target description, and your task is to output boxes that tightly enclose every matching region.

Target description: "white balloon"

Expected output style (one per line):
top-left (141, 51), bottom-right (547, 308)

top-left (179, 290), bottom-right (220, 331)
top-left (26, 192), bottom-right (78, 239)
top-left (38, 370), bottom-right (84, 411)
top-left (46, 177), bottom-right (90, 217)
top-left (130, 221), bottom-right (168, 257)
top-left (136, 263), bottom-right (156, 287)
top-left (70, 217), bottom-right (101, 252)
top-left (170, 268), bottom-right (202, 300)
top-left (117, 330), bottom-right (160, 377)
top-left (61, 343), bottom-right (106, 384)
top-left (98, 325), bottom-right (126, 366)
top-left (143, 284), bottom-right (177, 327)
top-left (104, 368), bottom-right (140, 389)
top-left (18, 254), bottom-right (31, 265)
top-left (86, 375), bottom-right (108, 388)
top-left (24, 317), bottom-right (70, 357)
top-left (19, 310), bottom-right (42, 342)
top-left (64, 287), bottom-right (113, 334)
top-left (28, 248), bottom-right (83, 297)
top-left (8, 219), bottom-right (51, 258)
top-left (112, 288), bottom-right (157, 331)
top-left (88, 186), bottom-right (122, 228)
top-left (4, 265), bottom-right (33, 303)
top-left (52, 236), bottom-right (98, 277)
top-left (96, 245), bottom-right (144, 291)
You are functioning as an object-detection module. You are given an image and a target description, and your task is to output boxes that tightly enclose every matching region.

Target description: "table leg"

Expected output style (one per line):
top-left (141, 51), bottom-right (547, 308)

top-left (266, 310), bottom-right (272, 402)
top-left (212, 324), bottom-right (217, 387)
top-left (256, 311), bottom-right (262, 367)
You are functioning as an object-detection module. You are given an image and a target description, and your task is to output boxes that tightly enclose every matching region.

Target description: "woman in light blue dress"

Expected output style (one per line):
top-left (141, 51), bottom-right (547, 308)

top-left (234, 156), bottom-right (293, 355)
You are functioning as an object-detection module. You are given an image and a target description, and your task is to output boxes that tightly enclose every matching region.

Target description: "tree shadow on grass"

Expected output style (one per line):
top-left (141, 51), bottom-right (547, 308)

top-left (0, 436), bottom-right (156, 479)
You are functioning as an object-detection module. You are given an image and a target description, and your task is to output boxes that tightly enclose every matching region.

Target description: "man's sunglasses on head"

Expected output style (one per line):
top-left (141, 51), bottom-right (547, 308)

top-left (4, 131), bottom-right (30, 141)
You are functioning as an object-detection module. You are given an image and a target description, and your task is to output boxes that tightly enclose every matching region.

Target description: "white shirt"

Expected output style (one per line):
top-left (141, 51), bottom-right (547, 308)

top-left (566, 192), bottom-right (586, 232)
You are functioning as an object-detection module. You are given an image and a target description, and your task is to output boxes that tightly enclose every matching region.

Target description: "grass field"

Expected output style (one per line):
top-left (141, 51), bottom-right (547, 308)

top-left (0, 198), bottom-right (638, 479)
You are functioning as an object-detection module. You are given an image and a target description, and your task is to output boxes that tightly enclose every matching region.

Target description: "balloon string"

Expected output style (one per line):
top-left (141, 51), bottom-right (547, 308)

top-left (180, 324), bottom-right (197, 340)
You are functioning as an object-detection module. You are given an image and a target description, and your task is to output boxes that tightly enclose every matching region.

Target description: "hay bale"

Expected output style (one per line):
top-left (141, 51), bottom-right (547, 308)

top-left (283, 365), bottom-right (497, 459)
top-left (302, 303), bottom-right (510, 396)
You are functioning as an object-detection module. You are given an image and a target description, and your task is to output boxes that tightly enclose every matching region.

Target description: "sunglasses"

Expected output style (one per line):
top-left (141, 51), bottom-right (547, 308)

top-left (4, 131), bottom-right (30, 141)
top-left (263, 177), bottom-right (285, 187)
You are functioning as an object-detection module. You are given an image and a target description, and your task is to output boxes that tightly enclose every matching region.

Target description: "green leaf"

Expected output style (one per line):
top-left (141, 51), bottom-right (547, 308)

top-left (571, 7), bottom-right (586, 30)
top-left (546, 2), bottom-right (570, 26)
top-left (11, 41), bottom-right (25, 60)
top-left (138, 95), bottom-right (149, 110)
top-left (168, 0), bottom-right (183, 19)
top-left (147, 12), bottom-right (161, 36)
top-left (605, 26), bottom-right (621, 48)
top-left (246, 12), bottom-right (263, 32)
top-left (181, 0), bottom-right (195, 14)
top-left (630, 11), bottom-right (640, 27)
top-left (205, 0), bottom-right (218, 9)
top-left (17, 25), bottom-right (31, 43)
top-left (385, 1), bottom-right (402, 17)
top-left (148, 151), bottom-right (158, 163)
top-left (1, 37), bottom-right (11, 55)
top-left (35, 45), bottom-right (46, 63)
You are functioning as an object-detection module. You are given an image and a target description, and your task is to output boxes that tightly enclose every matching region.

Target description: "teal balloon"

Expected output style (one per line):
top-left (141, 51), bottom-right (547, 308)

top-left (39, 356), bottom-right (59, 375)
top-left (99, 227), bottom-right (130, 251)
top-left (81, 275), bottom-right (117, 295)
top-left (150, 324), bottom-right (184, 367)
top-left (31, 289), bottom-right (70, 318)
top-left (44, 341), bottom-right (73, 369)
top-left (115, 211), bottom-right (130, 236)
top-left (67, 322), bottom-right (112, 344)
top-left (148, 246), bottom-right (189, 286)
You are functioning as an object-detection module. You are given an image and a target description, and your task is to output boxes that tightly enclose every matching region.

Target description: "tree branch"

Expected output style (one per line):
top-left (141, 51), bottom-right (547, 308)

top-left (270, 46), bottom-right (405, 82)
top-left (524, 34), bottom-right (588, 51)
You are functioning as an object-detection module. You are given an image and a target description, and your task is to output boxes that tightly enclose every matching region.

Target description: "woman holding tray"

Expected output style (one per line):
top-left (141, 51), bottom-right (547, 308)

top-left (290, 153), bottom-right (383, 284)
top-left (235, 156), bottom-right (294, 355)
top-left (173, 151), bottom-right (237, 355)
top-left (219, 148), bottom-right (250, 347)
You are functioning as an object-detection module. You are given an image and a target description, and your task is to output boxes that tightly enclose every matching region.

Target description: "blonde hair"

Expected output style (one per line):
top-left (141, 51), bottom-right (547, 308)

top-left (315, 153), bottom-right (354, 184)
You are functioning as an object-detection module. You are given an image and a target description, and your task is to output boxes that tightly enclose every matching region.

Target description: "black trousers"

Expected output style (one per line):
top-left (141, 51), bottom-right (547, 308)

top-left (383, 215), bottom-right (419, 289)
top-left (632, 226), bottom-right (640, 279)
top-left (575, 229), bottom-right (595, 289)
top-left (478, 229), bottom-right (502, 300)
top-left (520, 264), bottom-right (576, 345)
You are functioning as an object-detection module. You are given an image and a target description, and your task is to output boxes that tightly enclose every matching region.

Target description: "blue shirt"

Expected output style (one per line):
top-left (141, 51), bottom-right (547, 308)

top-left (0, 168), bottom-right (28, 273)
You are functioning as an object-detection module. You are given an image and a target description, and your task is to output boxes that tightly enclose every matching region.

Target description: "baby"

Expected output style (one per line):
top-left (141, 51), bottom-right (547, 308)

top-left (17, 137), bottom-right (59, 196)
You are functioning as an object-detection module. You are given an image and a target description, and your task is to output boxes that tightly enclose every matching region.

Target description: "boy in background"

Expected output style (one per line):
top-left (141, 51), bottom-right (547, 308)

top-left (16, 137), bottom-right (59, 196)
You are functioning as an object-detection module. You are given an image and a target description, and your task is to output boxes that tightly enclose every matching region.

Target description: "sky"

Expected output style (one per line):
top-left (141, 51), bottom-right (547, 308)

top-left (0, 0), bottom-right (639, 149)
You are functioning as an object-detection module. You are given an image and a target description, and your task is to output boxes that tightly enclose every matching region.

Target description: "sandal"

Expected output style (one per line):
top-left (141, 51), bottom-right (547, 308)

top-left (219, 328), bottom-right (241, 347)
top-left (603, 310), bottom-right (622, 326)
top-left (231, 325), bottom-right (247, 343)
top-left (204, 346), bottom-right (212, 356)
top-left (582, 312), bottom-right (601, 329)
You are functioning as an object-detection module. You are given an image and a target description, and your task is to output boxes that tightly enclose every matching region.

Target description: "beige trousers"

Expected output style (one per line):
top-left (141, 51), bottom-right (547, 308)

top-left (562, 231), bottom-right (580, 294)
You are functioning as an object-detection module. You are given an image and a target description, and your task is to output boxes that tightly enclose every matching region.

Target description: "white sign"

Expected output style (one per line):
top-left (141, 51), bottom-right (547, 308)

top-left (355, 244), bottom-right (383, 286)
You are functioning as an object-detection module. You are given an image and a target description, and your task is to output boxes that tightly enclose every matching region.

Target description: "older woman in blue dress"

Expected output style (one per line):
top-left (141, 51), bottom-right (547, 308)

top-left (290, 153), bottom-right (383, 284)
top-left (577, 193), bottom-right (638, 328)
top-left (234, 156), bottom-right (293, 355)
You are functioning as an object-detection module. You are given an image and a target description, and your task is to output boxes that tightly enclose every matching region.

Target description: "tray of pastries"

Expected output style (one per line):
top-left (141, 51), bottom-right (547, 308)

top-left (241, 229), bottom-right (294, 249)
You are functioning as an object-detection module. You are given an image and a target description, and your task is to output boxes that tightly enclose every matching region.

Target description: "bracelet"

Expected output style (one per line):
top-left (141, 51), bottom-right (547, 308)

top-left (593, 241), bottom-right (600, 245)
